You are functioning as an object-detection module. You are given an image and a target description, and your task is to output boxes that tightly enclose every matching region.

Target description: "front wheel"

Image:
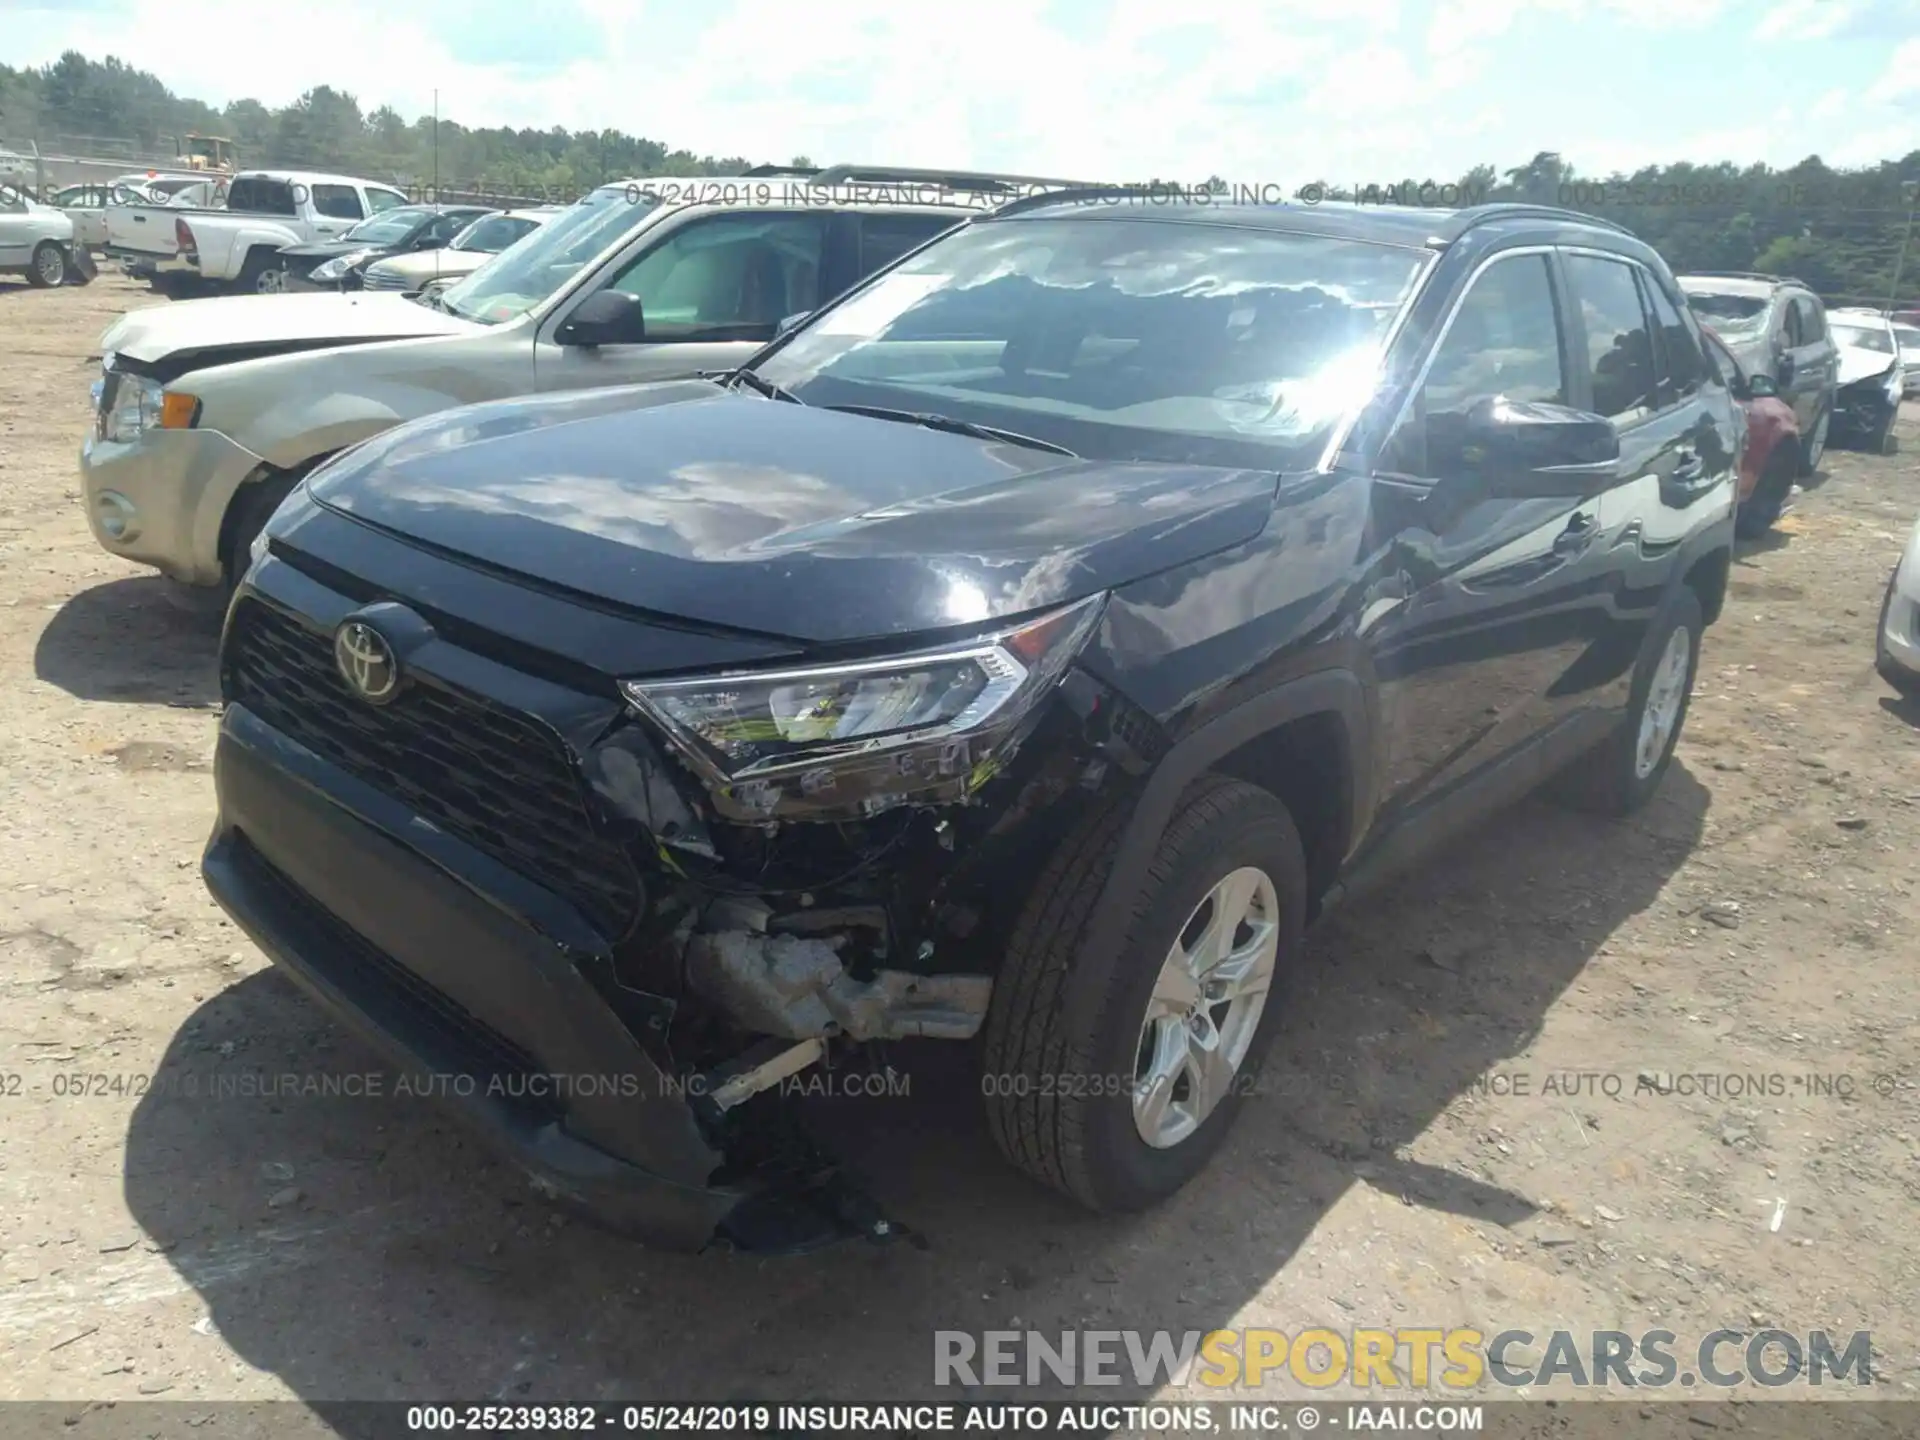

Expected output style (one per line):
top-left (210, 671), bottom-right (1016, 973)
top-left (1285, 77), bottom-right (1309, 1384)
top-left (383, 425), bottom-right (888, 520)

top-left (1736, 445), bottom-right (1797, 539)
top-left (27, 241), bottom-right (66, 288)
top-left (1549, 587), bottom-right (1703, 816)
top-left (1801, 405), bottom-right (1830, 475)
top-left (221, 475), bottom-right (298, 594)
top-left (1877, 569), bottom-right (1920, 698)
top-left (980, 774), bottom-right (1306, 1212)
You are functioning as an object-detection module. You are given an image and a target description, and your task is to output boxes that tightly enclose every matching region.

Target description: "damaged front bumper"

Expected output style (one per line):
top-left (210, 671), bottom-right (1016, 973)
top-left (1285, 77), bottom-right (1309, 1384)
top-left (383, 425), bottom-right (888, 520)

top-left (1834, 375), bottom-right (1900, 449)
top-left (204, 702), bottom-right (753, 1249)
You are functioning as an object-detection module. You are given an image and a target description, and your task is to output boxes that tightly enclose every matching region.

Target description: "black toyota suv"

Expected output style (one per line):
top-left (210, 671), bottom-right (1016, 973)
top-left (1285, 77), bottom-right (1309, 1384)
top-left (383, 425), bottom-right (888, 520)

top-left (204, 195), bottom-right (1738, 1252)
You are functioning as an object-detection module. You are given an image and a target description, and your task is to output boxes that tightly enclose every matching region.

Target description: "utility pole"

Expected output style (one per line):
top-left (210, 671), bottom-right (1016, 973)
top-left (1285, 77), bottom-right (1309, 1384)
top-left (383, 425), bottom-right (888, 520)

top-left (1887, 180), bottom-right (1917, 316)
top-left (432, 89), bottom-right (439, 201)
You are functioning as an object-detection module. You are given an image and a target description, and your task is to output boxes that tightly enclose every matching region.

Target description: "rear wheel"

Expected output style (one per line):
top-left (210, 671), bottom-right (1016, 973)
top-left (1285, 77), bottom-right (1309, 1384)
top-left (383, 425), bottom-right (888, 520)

top-left (1549, 587), bottom-right (1703, 817)
top-left (26, 241), bottom-right (65, 288)
top-left (1736, 445), bottom-right (1797, 539)
top-left (235, 250), bottom-right (287, 295)
top-left (980, 774), bottom-right (1306, 1212)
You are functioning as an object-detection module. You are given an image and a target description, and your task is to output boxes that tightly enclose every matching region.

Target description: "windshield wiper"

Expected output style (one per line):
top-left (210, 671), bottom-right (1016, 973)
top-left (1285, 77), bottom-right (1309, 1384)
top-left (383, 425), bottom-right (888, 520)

top-left (718, 368), bottom-right (805, 404)
top-left (821, 404), bottom-right (1077, 457)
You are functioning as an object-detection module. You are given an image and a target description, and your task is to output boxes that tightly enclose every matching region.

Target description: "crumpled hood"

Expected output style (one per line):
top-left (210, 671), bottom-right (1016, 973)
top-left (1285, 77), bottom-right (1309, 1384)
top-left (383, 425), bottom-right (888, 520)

top-left (1836, 341), bottom-right (1899, 388)
top-left (305, 381), bottom-right (1281, 645)
top-left (367, 249), bottom-right (489, 283)
top-left (101, 291), bottom-right (477, 369)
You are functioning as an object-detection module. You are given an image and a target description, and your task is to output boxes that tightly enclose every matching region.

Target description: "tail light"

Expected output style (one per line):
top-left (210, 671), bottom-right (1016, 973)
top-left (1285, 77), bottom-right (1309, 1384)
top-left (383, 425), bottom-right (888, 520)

top-left (175, 218), bottom-right (195, 254)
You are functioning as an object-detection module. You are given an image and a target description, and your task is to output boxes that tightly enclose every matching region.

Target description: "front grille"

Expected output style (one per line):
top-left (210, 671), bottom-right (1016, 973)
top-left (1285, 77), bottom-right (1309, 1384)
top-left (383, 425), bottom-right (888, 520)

top-left (231, 834), bottom-right (550, 1100)
top-left (361, 270), bottom-right (407, 291)
top-left (226, 598), bottom-right (640, 937)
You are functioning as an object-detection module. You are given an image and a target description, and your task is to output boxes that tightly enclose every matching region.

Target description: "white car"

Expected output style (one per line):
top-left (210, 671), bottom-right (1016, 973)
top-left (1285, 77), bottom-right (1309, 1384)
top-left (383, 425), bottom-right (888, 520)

top-left (1877, 512), bottom-right (1920, 698)
top-left (1892, 320), bottom-right (1920, 398)
top-left (0, 190), bottom-right (92, 286)
top-left (360, 206), bottom-right (562, 292)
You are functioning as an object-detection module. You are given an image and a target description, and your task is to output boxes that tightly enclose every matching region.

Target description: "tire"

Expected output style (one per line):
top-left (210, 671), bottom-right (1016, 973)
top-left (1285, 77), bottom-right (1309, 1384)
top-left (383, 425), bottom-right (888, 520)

top-left (26, 241), bottom-right (65, 288)
top-left (1735, 445), bottom-right (1797, 539)
top-left (235, 250), bottom-right (287, 296)
top-left (1800, 404), bottom-right (1830, 476)
top-left (1871, 413), bottom-right (1899, 457)
top-left (221, 475), bottom-right (297, 593)
top-left (1549, 587), bottom-right (1704, 816)
top-left (1876, 569), bottom-right (1920, 699)
top-left (980, 774), bottom-right (1307, 1212)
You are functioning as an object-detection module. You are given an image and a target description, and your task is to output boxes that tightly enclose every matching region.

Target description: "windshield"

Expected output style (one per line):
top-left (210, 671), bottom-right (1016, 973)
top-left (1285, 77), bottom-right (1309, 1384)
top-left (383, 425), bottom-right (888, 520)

top-left (1892, 323), bottom-right (1920, 353)
top-left (753, 216), bottom-right (1430, 467)
top-left (451, 213), bottom-right (541, 253)
top-left (1684, 289), bottom-right (1770, 335)
top-left (1832, 321), bottom-right (1895, 354)
top-left (343, 207), bottom-right (432, 245)
top-left (439, 188), bottom-right (657, 324)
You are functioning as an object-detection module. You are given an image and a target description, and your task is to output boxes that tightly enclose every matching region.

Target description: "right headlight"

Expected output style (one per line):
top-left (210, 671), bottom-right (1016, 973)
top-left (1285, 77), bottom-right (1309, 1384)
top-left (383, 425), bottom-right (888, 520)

top-left (621, 593), bottom-right (1106, 819)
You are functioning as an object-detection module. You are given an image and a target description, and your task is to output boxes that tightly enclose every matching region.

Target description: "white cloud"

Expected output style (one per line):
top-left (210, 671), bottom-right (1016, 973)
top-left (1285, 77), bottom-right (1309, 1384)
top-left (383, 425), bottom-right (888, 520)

top-left (2, 0), bottom-right (1909, 186)
top-left (1757, 0), bottom-right (1862, 41)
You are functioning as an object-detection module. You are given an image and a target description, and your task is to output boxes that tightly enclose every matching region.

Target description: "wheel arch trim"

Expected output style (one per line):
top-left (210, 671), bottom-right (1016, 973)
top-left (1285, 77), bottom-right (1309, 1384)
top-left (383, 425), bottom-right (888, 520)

top-left (1066, 669), bottom-right (1371, 1032)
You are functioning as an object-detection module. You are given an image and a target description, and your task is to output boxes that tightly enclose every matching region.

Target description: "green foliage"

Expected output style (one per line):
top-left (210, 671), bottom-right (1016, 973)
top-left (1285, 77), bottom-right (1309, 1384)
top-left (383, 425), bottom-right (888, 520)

top-left (4, 52), bottom-right (1919, 305)
top-left (0, 50), bottom-right (756, 200)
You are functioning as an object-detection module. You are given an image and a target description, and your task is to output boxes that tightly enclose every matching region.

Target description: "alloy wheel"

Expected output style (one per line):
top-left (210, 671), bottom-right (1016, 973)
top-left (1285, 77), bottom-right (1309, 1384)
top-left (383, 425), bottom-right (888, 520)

top-left (1634, 625), bottom-right (1692, 780)
top-left (1132, 865), bottom-right (1280, 1148)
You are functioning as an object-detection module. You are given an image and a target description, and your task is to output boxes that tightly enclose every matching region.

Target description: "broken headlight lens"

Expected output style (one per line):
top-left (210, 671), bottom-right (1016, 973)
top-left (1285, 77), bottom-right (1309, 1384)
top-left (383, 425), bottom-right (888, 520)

top-left (621, 593), bottom-right (1105, 788)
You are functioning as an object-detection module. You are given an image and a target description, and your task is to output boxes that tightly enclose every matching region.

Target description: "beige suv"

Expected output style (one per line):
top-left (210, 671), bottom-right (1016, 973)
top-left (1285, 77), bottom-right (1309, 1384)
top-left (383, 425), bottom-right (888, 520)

top-left (80, 166), bottom-right (1079, 590)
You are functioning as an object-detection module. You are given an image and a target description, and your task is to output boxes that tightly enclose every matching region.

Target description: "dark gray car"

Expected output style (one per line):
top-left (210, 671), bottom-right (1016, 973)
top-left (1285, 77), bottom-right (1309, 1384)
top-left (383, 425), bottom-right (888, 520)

top-left (1679, 271), bottom-right (1839, 473)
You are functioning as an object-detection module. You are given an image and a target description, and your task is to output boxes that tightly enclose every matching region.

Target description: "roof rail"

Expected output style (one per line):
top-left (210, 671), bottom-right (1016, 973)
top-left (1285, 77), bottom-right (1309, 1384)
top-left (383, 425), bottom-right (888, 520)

top-left (1451, 203), bottom-right (1635, 236)
top-left (808, 164), bottom-right (1103, 194)
top-left (1677, 269), bottom-right (1807, 287)
top-left (741, 163), bottom-right (820, 178)
top-left (986, 183), bottom-right (1166, 218)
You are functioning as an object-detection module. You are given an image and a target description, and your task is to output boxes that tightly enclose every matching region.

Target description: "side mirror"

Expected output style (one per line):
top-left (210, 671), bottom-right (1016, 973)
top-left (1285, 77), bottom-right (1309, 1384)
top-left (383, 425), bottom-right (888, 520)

top-left (1743, 373), bottom-right (1778, 399)
top-left (1432, 396), bottom-right (1620, 499)
top-left (775, 310), bottom-right (811, 340)
top-left (556, 290), bottom-right (646, 348)
top-left (1776, 352), bottom-right (1796, 385)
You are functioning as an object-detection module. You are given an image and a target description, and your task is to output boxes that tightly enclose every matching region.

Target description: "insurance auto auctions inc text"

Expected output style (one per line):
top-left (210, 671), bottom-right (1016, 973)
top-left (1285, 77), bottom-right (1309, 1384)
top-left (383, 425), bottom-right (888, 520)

top-left (935, 1327), bottom-right (1874, 1391)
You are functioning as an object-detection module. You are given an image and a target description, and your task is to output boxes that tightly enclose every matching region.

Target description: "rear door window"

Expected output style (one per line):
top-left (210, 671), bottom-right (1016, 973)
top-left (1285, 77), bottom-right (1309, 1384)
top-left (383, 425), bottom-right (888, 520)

top-left (859, 214), bottom-right (960, 275)
top-left (1564, 253), bottom-right (1659, 423)
top-left (311, 184), bottom-right (365, 221)
top-left (1641, 272), bottom-right (1709, 404)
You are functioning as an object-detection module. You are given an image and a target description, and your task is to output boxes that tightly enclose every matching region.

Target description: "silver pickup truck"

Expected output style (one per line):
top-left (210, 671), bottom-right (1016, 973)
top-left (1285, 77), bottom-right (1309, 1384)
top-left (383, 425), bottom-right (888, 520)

top-left (105, 169), bottom-right (411, 292)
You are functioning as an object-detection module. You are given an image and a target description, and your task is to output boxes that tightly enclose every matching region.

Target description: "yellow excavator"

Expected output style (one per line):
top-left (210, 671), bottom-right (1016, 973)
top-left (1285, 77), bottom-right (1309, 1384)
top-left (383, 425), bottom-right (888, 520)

top-left (174, 133), bottom-right (235, 173)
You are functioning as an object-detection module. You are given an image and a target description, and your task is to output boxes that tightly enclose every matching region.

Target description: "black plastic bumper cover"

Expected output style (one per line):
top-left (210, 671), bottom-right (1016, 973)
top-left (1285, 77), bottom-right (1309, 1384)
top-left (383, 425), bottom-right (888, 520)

top-left (202, 702), bottom-right (745, 1250)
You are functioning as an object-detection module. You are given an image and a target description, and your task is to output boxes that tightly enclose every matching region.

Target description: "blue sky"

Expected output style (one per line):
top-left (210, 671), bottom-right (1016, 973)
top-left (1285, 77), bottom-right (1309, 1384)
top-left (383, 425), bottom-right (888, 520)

top-left (6, 0), bottom-right (1916, 177)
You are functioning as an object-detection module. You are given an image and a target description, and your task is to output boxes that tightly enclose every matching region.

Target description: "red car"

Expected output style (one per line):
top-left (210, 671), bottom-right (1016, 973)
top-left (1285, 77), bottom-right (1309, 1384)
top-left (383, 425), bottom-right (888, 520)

top-left (1705, 325), bottom-right (1802, 538)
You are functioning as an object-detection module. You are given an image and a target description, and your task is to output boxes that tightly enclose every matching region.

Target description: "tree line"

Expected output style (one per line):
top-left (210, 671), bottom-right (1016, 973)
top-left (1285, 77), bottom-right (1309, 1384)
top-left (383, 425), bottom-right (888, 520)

top-left (4, 51), bottom-right (1917, 308)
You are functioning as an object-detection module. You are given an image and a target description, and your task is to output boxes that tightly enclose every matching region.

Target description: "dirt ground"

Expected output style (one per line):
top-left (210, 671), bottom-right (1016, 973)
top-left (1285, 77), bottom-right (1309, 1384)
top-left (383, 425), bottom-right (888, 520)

top-left (2, 272), bottom-right (1918, 1420)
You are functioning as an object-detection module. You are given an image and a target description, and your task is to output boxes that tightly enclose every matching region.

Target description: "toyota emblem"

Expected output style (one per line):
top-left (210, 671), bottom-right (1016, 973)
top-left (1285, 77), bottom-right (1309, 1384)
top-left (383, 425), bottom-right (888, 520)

top-left (333, 620), bottom-right (399, 703)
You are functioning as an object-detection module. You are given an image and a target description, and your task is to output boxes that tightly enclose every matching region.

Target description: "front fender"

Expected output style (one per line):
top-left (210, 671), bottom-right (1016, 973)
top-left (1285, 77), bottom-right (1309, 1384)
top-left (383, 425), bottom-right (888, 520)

top-left (1062, 669), bottom-right (1371, 1038)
